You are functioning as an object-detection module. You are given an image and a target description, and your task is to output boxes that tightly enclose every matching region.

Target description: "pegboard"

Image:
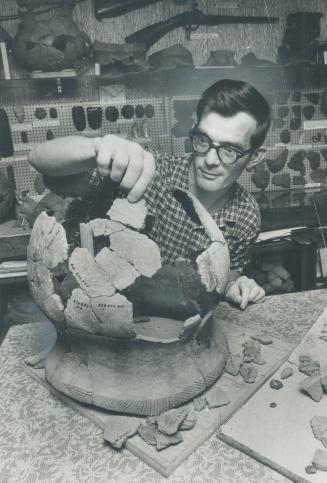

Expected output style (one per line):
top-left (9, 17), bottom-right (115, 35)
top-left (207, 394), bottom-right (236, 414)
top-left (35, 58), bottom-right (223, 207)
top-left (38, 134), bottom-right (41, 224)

top-left (168, 88), bottom-right (327, 194)
top-left (1, 96), bottom-right (172, 195)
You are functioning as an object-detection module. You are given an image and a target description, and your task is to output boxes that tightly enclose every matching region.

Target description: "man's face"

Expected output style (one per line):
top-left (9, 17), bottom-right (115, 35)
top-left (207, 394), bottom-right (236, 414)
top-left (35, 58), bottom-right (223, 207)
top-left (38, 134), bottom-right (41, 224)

top-left (190, 111), bottom-right (259, 194)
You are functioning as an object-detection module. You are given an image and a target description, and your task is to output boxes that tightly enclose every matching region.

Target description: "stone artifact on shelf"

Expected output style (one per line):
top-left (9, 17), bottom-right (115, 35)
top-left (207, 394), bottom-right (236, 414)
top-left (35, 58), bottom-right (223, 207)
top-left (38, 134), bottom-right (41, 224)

top-left (27, 191), bottom-right (230, 417)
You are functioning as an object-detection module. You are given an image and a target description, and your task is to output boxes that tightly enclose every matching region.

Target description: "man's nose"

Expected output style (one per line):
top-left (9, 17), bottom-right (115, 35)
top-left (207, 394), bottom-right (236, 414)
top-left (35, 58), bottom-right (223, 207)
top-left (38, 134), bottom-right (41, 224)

top-left (205, 148), bottom-right (221, 167)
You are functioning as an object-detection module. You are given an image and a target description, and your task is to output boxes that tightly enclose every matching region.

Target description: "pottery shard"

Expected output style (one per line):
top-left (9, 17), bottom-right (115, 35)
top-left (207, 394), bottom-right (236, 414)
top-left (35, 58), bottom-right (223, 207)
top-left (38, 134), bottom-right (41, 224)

top-left (179, 314), bottom-right (201, 340)
top-left (251, 163), bottom-right (270, 190)
top-left (312, 448), bottom-right (327, 471)
top-left (225, 353), bottom-right (242, 376)
top-left (103, 415), bottom-right (140, 449)
top-left (28, 212), bottom-right (68, 269)
top-left (243, 340), bottom-right (265, 365)
top-left (300, 375), bottom-right (323, 402)
top-left (266, 149), bottom-right (288, 173)
top-left (240, 363), bottom-right (257, 383)
top-left (89, 218), bottom-right (126, 237)
top-left (272, 173), bottom-right (291, 188)
top-left (157, 407), bottom-right (189, 436)
top-left (110, 228), bottom-right (161, 278)
top-left (91, 293), bottom-right (136, 338)
top-left (156, 432), bottom-right (183, 451)
top-left (281, 367), bottom-right (293, 379)
top-left (271, 265), bottom-right (290, 281)
top-left (251, 334), bottom-right (273, 345)
top-left (107, 198), bottom-right (147, 230)
top-left (69, 247), bottom-right (115, 298)
top-left (41, 293), bottom-right (64, 325)
top-left (64, 288), bottom-right (101, 334)
top-left (299, 356), bottom-right (320, 376)
top-left (288, 151), bottom-right (305, 176)
top-left (193, 395), bottom-right (207, 411)
top-left (95, 247), bottom-right (140, 290)
top-left (138, 420), bottom-right (158, 446)
top-left (311, 416), bottom-right (327, 448)
top-left (196, 241), bottom-right (230, 294)
top-left (205, 386), bottom-right (230, 408)
top-left (29, 260), bottom-right (55, 301)
top-left (180, 409), bottom-right (197, 430)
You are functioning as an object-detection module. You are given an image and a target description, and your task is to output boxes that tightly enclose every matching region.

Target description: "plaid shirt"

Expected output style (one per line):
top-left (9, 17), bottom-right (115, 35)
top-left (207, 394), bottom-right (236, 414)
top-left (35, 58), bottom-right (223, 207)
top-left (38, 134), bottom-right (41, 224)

top-left (88, 152), bottom-right (260, 271)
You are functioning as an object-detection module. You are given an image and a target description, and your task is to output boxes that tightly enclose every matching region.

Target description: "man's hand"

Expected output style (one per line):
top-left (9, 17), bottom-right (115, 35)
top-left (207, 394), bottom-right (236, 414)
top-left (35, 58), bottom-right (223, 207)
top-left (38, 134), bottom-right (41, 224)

top-left (94, 135), bottom-right (155, 202)
top-left (224, 275), bottom-right (265, 310)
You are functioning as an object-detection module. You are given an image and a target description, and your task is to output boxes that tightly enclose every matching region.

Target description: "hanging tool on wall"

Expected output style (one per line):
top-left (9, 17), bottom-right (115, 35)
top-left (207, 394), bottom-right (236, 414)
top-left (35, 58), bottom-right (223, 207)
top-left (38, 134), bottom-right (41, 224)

top-left (125, 6), bottom-right (278, 51)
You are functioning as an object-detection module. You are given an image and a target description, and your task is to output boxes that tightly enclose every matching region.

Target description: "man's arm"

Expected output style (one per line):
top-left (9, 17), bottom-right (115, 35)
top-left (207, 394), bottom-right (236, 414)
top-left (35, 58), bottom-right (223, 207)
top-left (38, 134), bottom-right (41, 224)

top-left (29, 134), bottom-right (155, 202)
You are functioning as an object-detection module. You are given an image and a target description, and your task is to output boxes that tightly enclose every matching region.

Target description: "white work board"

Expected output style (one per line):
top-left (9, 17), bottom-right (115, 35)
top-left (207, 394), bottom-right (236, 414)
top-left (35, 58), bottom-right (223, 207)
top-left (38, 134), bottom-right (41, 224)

top-left (219, 306), bottom-right (327, 483)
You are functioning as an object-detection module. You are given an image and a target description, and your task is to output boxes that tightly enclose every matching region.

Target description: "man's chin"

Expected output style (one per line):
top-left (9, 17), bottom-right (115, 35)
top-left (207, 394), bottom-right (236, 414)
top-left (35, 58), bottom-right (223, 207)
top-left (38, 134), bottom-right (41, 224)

top-left (196, 177), bottom-right (223, 192)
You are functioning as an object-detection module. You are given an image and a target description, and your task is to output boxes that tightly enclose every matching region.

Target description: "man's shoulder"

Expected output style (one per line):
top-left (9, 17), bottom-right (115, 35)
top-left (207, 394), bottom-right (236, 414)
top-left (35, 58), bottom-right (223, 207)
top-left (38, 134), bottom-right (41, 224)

top-left (232, 183), bottom-right (261, 229)
top-left (234, 183), bottom-right (260, 213)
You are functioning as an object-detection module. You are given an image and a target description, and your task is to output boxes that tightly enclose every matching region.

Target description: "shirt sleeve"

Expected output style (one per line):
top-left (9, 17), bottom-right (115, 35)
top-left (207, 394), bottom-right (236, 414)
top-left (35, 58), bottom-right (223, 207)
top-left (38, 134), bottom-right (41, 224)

top-left (229, 204), bottom-right (261, 271)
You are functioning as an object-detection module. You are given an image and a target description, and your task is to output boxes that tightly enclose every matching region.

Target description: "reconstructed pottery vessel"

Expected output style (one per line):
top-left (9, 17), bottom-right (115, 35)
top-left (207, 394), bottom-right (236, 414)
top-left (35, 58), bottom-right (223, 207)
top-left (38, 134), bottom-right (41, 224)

top-left (27, 191), bottom-right (230, 415)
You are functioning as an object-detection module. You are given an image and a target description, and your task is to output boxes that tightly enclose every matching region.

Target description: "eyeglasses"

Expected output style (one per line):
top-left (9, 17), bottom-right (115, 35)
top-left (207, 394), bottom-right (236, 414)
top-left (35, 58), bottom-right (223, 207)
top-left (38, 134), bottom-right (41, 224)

top-left (189, 128), bottom-right (252, 165)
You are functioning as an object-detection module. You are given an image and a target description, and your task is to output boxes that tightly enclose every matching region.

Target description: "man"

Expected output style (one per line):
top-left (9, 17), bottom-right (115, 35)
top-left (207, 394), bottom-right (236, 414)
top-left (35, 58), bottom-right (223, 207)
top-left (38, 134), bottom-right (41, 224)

top-left (29, 79), bottom-right (271, 309)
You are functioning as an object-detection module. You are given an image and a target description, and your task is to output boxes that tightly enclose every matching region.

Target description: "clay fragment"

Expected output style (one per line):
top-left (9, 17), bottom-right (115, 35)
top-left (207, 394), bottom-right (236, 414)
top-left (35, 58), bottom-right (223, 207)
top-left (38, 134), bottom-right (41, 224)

top-left (179, 314), bottom-right (201, 340)
top-left (138, 420), bottom-right (158, 446)
top-left (288, 151), bottom-right (305, 176)
top-left (303, 105), bottom-right (315, 120)
top-left (107, 198), bottom-right (147, 230)
top-left (242, 340), bottom-right (265, 365)
top-left (193, 395), bottom-right (207, 411)
top-left (306, 151), bottom-right (320, 170)
top-left (64, 288), bottom-right (101, 334)
top-left (305, 465), bottom-right (317, 475)
top-left (205, 386), bottom-right (230, 408)
top-left (311, 168), bottom-right (327, 183)
top-left (280, 130), bottom-right (290, 144)
top-left (300, 375), bottom-right (323, 402)
top-left (251, 163), bottom-right (270, 190)
top-left (299, 356), bottom-right (320, 376)
top-left (69, 247), bottom-right (115, 298)
top-left (110, 228), bottom-right (162, 278)
top-left (103, 415), bottom-right (140, 449)
top-left (41, 293), bottom-right (64, 325)
top-left (311, 416), bottom-right (327, 448)
top-left (156, 432), bottom-right (183, 451)
top-left (321, 375), bottom-right (327, 391)
top-left (28, 260), bottom-right (55, 301)
top-left (290, 117), bottom-right (301, 130)
top-left (240, 363), bottom-right (257, 383)
top-left (281, 367), bottom-right (293, 379)
top-left (266, 149), bottom-right (288, 173)
top-left (270, 402), bottom-right (277, 408)
top-left (270, 379), bottom-right (283, 390)
top-left (225, 353), bottom-right (242, 376)
top-left (91, 293), bottom-right (135, 338)
top-left (251, 334), bottom-right (273, 345)
top-left (312, 448), bottom-right (327, 471)
top-left (95, 247), bottom-right (140, 290)
top-left (180, 409), bottom-right (197, 430)
top-left (157, 407), bottom-right (188, 436)
top-left (305, 93), bottom-right (320, 105)
top-left (196, 241), bottom-right (230, 293)
top-left (272, 173), bottom-right (291, 188)
top-left (272, 265), bottom-right (290, 280)
top-left (89, 218), bottom-right (125, 237)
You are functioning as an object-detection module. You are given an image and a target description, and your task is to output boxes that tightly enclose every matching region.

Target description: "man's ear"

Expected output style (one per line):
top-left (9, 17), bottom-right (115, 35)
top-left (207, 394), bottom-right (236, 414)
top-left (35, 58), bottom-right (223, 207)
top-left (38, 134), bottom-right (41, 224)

top-left (245, 147), bottom-right (267, 171)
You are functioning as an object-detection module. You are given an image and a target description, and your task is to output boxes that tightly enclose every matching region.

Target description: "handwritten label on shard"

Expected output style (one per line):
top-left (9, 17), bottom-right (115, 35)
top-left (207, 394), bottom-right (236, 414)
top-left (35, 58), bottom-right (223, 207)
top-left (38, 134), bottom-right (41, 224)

top-left (69, 247), bottom-right (115, 298)
top-left (91, 293), bottom-right (135, 338)
top-left (64, 288), bottom-right (101, 334)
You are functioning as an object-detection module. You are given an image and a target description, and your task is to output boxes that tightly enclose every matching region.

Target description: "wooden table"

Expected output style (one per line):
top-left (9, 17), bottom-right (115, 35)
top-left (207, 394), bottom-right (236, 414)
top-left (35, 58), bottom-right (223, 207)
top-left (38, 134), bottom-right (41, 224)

top-left (0, 289), bottom-right (326, 483)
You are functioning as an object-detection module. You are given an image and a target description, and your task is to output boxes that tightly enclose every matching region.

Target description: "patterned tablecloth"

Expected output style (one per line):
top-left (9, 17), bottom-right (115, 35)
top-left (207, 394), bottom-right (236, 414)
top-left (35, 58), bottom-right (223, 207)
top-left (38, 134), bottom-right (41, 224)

top-left (0, 289), bottom-right (326, 483)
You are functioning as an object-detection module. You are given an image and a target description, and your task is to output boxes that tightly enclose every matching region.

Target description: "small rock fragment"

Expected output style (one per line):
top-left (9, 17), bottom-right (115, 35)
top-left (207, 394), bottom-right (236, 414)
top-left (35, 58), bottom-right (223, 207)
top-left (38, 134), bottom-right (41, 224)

top-left (225, 353), bottom-right (242, 376)
top-left (281, 367), bottom-right (293, 380)
top-left (270, 379), bottom-right (283, 390)
top-left (157, 407), bottom-right (188, 436)
top-left (266, 149), bottom-right (288, 173)
top-left (312, 448), bottom-right (327, 471)
top-left (193, 395), bottom-right (207, 411)
top-left (251, 334), bottom-right (273, 345)
top-left (156, 432), bottom-right (183, 451)
top-left (300, 375), bottom-right (323, 402)
top-left (240, 363), bottom-right (257, 383)
top-left (303, 105), bottom-right (315, 120)
top-left (180, 409), bottom-right (197, 430)
top-left (305, 465), bottom-right (317, 475)
top-left (251, 163), bottom-right (270, 190)
top-left (205, 386), bottom-right (230, 409)
top-left (311, 416), bottom-right (327, 448)
top-left (103, 416), bottom-right (140, 449)
top-left (270, 402), bottom-right (277, 408)
top-left (107, 198), bottom-right (147, 231)
top-left (272, 173), bottom-right (291, 188)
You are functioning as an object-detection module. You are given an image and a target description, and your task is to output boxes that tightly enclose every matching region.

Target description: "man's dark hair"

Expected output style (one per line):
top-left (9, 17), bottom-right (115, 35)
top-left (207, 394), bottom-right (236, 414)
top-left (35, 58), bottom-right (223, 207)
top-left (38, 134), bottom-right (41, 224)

top-left (196, 79), bottom-right (271, 150)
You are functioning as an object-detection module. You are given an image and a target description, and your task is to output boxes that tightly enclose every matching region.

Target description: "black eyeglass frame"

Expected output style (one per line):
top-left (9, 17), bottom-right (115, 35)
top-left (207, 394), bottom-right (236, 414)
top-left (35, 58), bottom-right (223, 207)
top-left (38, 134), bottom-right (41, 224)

top-left (189, 128), bottom-right (253, 165)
